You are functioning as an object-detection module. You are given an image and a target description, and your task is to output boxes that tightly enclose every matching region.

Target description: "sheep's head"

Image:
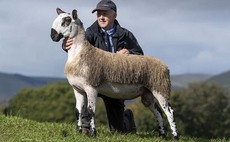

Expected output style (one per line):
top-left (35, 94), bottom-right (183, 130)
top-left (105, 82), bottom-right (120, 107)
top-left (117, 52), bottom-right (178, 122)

top-left (51, 8), bottom-right (78, 42)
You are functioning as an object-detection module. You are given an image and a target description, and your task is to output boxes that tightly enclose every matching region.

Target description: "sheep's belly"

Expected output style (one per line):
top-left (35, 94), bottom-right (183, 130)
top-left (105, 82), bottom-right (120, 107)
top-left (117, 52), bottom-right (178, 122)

top-left (97, 83), bottom-right (145, 100)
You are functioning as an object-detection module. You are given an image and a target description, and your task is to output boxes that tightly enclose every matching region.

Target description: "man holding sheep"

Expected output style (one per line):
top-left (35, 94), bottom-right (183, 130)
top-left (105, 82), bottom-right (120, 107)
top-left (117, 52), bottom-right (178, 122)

top-left (63, 0), bottom-right (143, 134)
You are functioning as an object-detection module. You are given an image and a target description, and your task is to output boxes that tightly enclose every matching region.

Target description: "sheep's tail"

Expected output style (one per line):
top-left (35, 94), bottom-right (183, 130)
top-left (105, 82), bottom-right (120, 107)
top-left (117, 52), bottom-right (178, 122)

top-left (146, 58), bottom-right (171, 99)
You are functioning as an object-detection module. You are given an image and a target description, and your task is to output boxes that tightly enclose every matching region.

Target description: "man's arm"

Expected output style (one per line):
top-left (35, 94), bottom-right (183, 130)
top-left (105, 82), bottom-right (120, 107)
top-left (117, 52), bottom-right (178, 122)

top-left (115, 29), bottom-right (144, 55)
top-left (126, 32), bottom-right (144, 55)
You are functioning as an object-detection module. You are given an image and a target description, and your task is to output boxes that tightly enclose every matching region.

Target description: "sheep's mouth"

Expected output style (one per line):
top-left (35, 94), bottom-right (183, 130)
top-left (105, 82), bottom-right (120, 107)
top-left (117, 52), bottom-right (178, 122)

top-left (50, 28), bottom-right (64, 42)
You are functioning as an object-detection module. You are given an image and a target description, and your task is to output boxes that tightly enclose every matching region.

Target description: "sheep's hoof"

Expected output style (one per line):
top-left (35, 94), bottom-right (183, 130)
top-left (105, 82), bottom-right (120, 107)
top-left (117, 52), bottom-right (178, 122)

top-left (172, 135), bottom-right (179, 141)
top-left (159, 133), bottom-right (166, 139)
top-left (77, 126), bottom-right (82, 133)
top-left (89, 128), bottom-right (96, 137)
top-left (82, 127), bottom-right (90, 135)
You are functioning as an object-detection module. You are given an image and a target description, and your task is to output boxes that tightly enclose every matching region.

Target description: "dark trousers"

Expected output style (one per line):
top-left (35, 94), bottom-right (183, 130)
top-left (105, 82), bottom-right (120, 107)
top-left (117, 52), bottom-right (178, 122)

top-left (100, 95), bottom-right (126, 132)
top-left (80, 94), bottom-right (126, 132)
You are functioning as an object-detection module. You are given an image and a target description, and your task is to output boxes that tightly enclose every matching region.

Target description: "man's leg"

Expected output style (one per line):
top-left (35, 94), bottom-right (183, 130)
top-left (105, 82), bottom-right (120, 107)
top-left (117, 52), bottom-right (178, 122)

top-left (101, 95), bottom-right (125, 132)
top-left (100, 95), bottom-right (136, 133)
top-left (124, 109), bottom-right (137, 134)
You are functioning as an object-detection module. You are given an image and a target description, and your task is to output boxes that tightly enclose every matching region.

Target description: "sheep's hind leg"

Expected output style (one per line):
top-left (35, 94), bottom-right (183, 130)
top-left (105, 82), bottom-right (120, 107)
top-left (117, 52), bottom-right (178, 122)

top-left (149, 103), bottom-right (166, 138)
top-left (152, 91), bottom-right (179, 140)
top-left (141, 93), bottom-right (166, 138)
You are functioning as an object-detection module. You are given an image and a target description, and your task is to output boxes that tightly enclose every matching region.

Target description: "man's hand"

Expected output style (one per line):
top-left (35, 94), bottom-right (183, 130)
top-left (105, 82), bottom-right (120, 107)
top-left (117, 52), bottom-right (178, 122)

top-left (116, 49), bottom-right (129, 54)
top-left (63, 38), bottom-right (74, 50)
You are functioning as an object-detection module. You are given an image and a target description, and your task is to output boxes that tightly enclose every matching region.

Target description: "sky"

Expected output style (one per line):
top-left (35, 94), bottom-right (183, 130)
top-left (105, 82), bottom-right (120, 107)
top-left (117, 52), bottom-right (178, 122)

top-left (0, 0), bottom-right (230, 77)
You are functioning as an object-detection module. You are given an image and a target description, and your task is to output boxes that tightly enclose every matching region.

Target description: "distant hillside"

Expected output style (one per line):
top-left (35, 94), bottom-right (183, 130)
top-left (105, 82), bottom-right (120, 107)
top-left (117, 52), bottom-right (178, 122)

top-left (171, 73), bottom-right (212, 89)
top-left (206, 70), bottom-right (230, 92)
top-left (0, 71), bottom-right (229, 103)
top-left (171, 71), bottom-right (230, 93)
top-left (0, 72), bottom-right (67, 102)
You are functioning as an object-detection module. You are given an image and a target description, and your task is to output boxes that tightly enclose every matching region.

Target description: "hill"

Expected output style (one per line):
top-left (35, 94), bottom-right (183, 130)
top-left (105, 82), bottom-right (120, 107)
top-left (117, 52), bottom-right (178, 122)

top-left (0, 72), bottom-right (67, 102)
top-left (171, 71), bottom-right (230, 93)
top-left (0, 71), bottom-right (229, 103)
top-left (171, 73), bottom-right (212, 90)
top-left (0, 114), bottom-right (215, 142)
top-left (206, 70), bottom-right (230, 92)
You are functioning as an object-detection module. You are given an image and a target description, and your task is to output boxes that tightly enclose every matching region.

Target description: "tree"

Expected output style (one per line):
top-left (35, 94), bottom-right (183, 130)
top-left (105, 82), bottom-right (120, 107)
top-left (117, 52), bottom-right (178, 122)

top-left (5, 82), bottom-right (108, 126)
top-left (6, 82), bottom-right (76, 122)
top-left (6, 81), bottom-right (230, 139)
top-left (171, 83), bottom-right (230, 139)
top-left (128, 83), bottom-right (230, 139)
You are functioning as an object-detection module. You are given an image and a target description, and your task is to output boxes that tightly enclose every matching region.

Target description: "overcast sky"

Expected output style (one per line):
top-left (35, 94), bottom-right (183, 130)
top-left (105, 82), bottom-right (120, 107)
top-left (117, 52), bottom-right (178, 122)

top-left (0, 0), bottom-right (230, 77)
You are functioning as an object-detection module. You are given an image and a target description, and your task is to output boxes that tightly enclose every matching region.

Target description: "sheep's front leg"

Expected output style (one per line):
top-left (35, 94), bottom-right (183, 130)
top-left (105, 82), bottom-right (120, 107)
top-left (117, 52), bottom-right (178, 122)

top-left (86, 88), bottom-right (98, 137)
top-left (73, 88), bottom-right (86, 133)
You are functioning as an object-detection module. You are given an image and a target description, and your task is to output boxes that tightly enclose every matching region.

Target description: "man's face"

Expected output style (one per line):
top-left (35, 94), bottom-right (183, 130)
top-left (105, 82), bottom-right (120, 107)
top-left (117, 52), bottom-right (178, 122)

top-left (96, 10), bottom-right (117, 30)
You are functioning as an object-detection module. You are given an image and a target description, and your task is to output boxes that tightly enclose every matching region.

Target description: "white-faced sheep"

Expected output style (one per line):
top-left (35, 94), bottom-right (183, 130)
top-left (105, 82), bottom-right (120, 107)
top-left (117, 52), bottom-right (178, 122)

top-left (50, 8), bottom-right (179, 140)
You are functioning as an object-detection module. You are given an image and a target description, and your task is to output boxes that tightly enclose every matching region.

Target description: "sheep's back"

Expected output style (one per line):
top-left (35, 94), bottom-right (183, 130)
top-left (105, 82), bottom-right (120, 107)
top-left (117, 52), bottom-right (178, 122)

top-left (80, 46), bottom-right (171, 98)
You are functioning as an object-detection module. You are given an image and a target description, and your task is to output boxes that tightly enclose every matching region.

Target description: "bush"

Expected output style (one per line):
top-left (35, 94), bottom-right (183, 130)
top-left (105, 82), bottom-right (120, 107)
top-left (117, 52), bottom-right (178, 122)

top-left (5, 82), bottom-right (108, 126)
top-left (6, 82), bottom-right (76, 123)
top-left (6, 81), bottom-right (230, 139)
top-left (171, 83), bottom-right (230, 139)
top-left (128, 83), bottom-right (230, 139)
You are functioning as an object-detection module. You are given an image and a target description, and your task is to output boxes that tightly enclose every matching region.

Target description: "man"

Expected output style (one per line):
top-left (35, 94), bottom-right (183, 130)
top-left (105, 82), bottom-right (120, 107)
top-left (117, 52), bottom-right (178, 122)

top-left (63, 0), bottom-right (144, 134)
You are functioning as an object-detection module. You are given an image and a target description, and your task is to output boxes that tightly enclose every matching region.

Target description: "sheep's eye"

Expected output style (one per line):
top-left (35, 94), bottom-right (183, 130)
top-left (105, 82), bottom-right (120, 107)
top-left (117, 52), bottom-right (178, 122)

top-left (65, 17), bottom-right (71, 23)
top-left (61, 17), bottom-right (72, 27)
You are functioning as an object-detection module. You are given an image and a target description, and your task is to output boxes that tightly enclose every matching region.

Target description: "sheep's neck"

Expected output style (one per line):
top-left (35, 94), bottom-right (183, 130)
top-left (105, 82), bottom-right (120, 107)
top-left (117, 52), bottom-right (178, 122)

top-left (67, 24), bottom-right (86, 62)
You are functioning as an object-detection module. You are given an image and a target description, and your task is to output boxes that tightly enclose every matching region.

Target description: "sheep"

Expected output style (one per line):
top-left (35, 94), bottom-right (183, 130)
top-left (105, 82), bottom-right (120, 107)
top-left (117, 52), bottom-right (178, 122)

top-left (50, 8), bottom-right (179, 140)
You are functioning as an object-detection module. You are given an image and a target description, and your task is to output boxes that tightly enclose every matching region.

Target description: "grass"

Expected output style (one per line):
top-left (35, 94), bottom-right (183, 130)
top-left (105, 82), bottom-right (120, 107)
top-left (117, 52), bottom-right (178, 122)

top-left (0, 114), bottom-right (228, 142)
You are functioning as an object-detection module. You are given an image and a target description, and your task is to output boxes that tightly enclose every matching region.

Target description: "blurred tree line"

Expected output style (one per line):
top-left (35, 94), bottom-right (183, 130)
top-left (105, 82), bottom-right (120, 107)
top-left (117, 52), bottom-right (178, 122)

top-left (3, 82), bottom-right (230, 139)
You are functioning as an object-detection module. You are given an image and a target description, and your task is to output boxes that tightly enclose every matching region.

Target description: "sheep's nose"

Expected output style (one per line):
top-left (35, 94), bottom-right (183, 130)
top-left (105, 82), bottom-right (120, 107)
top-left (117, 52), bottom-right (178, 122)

top-left (50, 28), bottom-right (64, 42)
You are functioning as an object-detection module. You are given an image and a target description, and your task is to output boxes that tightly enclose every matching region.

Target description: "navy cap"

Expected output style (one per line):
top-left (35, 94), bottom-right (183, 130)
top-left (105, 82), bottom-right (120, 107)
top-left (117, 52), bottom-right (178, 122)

top-left (92, 0), bottom-right (117, 13)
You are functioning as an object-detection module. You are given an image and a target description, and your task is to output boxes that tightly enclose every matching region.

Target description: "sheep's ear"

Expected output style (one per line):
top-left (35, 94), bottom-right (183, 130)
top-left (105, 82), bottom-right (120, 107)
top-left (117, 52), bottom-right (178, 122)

top-left (72, 9), bottom-right (78, 20)
top-left (56, 8), bottom-right (65, 15)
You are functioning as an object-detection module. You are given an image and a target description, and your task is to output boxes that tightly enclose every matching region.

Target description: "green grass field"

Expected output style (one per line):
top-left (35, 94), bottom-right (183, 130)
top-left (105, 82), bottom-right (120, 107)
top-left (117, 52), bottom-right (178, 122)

top-left (0, 115), bottom-right (228, 142)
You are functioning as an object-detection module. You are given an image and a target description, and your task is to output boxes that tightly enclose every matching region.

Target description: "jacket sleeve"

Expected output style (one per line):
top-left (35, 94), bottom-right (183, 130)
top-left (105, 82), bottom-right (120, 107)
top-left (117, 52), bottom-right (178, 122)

top-left (125, 31), bottom-right (144, 55)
